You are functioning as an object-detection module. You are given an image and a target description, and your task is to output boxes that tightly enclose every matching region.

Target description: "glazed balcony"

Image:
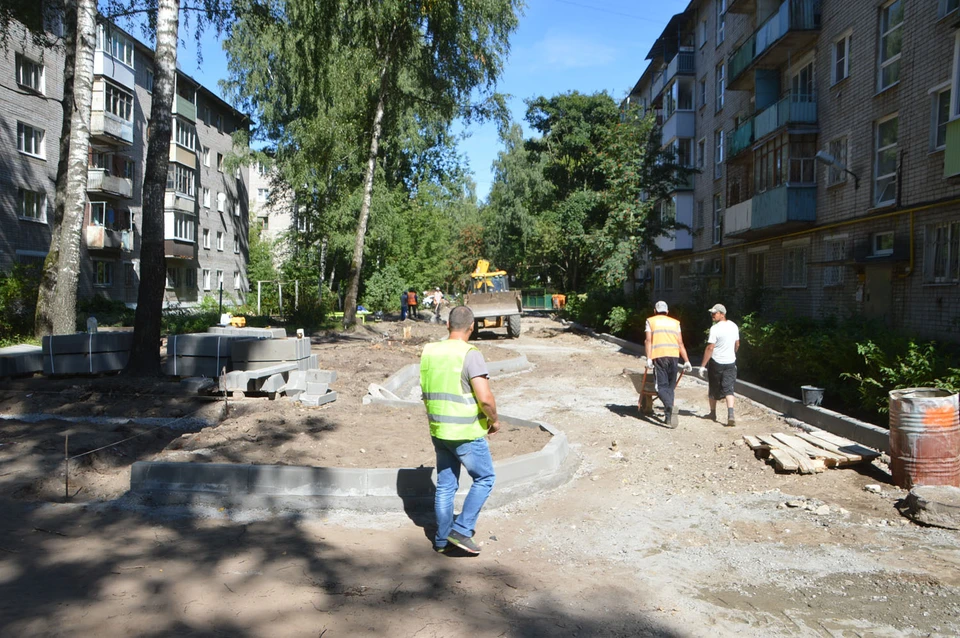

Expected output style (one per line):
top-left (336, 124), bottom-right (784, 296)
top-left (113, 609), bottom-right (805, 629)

top-left (728, 0), bottom-right (821, 91)
top-left (93, 49), bottom-right (134, 90)
top-left (87, 169), bottom-right (133, 199)
top-left (725, 184), bottom-right (816, 239)
top-left (654, 194), bottom-right (694, 253)
top-left (661, 110), bottom-right (695, 147)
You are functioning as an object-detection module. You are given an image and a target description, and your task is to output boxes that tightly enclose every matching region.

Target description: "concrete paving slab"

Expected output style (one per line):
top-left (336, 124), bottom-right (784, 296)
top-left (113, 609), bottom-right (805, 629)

top-left (305, 369), bottom-right (336, 384)
top-left (42, 332), bottom-right (133, 355)
top-left (166, 333), bottom-right (261, 357)
top-left (231, 338), bottom-right (310, 363)
top-left (224, 363), bottom-right (298, 391)
top-left (0, 345), bottom-right (43, 377)
top-left (298, 390), bottom-right (338, 407)
top-left (306, 382), bottom-right (329, 395)
top-left (208, 326), bottom-right (287, 339)
top-left (259, 373), bottom-right (287, 394)
top-left (43, 351), bottom-right (130, 375)
top-left (165, 356), bottom-right (233, 378)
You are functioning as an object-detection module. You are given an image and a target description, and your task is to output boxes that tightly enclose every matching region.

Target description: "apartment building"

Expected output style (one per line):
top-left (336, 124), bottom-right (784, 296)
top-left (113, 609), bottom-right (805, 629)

top-left (0, 17), bottom-right (250, 309)
top-left (248, 159), bottom-right (297, 268)
top-left (629, 0), bottom-right (960, 342)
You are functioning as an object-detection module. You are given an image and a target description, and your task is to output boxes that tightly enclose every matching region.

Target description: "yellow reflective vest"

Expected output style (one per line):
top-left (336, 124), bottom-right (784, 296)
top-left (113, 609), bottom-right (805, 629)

top-left (420, 339), bottom-right (488, 440)
top-left (647, 315), bottom-right (681, 359)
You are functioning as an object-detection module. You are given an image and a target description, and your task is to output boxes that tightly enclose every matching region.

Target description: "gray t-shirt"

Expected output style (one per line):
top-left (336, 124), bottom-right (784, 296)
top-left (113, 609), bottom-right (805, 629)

top-left (461, 349), bottom-right (489, 393)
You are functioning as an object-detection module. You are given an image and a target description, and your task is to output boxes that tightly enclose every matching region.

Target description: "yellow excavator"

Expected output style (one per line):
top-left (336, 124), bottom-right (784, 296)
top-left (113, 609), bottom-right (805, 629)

top-left (465, 260), bottom-right (522, 338)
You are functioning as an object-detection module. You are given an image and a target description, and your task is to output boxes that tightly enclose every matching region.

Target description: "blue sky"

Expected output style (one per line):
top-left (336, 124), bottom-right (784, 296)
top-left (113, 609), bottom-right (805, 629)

top-left (177, 0), bottom-right (689, 201)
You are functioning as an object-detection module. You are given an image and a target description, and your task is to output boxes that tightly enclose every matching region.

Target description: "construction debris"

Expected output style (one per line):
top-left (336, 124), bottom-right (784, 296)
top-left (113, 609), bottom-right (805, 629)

top-left (743, 430), bottom-right (880, 474)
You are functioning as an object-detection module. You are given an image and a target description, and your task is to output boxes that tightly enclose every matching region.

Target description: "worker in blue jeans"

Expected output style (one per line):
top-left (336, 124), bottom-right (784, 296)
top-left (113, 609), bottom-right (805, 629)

top-left (420, 305), bottom-right (499, 554)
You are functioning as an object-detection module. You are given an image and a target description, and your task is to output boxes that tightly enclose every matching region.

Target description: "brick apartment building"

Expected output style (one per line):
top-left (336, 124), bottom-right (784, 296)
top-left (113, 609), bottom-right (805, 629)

top-left (248, 159), bottom-right (297, 269)
top-left (628, 0), bottom-right (960, 342)
top-left (0, 16), bottom-right (250, 309)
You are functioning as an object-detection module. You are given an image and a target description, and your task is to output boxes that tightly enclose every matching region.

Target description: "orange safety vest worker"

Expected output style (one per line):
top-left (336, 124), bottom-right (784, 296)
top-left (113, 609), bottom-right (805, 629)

top-left (647, 315), bottom-right (681, 359)
top-left (408, 291), bottom-right (418, 306)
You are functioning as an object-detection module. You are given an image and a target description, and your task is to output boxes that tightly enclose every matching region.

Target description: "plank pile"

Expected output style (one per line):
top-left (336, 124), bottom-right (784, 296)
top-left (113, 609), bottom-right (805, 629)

top-left (743, 431), bottom-right (881, 474)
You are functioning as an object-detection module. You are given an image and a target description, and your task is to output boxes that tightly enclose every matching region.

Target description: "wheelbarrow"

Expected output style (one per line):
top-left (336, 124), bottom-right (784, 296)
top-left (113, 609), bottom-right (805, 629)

top-left (623, 364), bottom-right (685, 416)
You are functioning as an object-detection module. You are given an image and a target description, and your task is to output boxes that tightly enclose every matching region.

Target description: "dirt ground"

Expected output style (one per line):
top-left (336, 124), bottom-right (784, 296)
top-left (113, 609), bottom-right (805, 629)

top-left (1, 315), bottom-right (960, 637)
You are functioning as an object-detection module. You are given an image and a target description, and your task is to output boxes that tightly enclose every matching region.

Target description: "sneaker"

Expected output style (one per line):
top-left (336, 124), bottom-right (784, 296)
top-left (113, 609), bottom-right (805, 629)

top-left (669, 410), bottom-right (679, 427)
top-left (433, 544), bottom-right (448, 554)
top-left (725, 417), bottom-right (737, 427)
top-left (447, 530), bottom-right (481, 554)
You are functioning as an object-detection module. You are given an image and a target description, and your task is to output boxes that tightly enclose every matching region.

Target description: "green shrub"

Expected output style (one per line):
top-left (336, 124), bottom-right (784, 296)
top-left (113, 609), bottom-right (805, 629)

top-left (604, 306), bottom-right (629, 336)
top-left (362, 265), bottom-right (406, 313)
top-left (161, 307), bottom-right (222, 335)
top-left (0, 265), bottom-right (40, 340)
top-left (77, 295), bottom-right (134, 328)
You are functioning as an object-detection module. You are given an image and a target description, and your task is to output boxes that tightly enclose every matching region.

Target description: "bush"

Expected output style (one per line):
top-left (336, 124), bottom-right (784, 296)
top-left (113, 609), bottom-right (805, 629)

top-left (0, 265), bottom-right (41, 340)
top-left (362, 265), bottom-right (406, 313)
top-left (604, 306), bottom-right (629, 336)
top-left (77, 295), bottom-right (134, 328)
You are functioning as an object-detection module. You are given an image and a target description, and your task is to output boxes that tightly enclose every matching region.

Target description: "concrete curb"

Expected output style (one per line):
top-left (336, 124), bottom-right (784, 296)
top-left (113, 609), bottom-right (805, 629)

top-left (129, 410), bottom-right (576, 512)
top-left (567, 320), bottom-right (890, 452)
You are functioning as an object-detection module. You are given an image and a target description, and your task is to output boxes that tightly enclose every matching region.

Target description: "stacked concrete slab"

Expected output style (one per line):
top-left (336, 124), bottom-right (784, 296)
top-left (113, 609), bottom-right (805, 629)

top-left (207, 326), bottom-right (287, 339)
top-left (42, 332), bottom-right (133, 375)
top-left (0, 344), bottom-right (43, 377)
top-left (164, 333), bottom-right (263, 378)
top-left (281, 369), bottom-right (338, 405)
top-left (231, 337), bottom-right (313, 371)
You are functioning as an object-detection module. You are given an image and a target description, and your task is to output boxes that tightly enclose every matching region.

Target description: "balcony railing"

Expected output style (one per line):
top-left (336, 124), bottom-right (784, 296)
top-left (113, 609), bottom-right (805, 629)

top-left (85, 226), bottom-right (133, 251)
top-left (87, 169), bottom-right (133, 199)
top-left (652, 51), bottom-right (695, 102)
top-left (754, 92), bottom-right (817, 139)
top-left (90, 111), bottom-right (134, 145)
top-left (752, 184), bottom-right (816, 230)
top-left (173, 94), bottom-right (197, 122)
top-left (729, 0), bottom-right (821, 85)
top-left (729, 118), bottom-right (755, 158)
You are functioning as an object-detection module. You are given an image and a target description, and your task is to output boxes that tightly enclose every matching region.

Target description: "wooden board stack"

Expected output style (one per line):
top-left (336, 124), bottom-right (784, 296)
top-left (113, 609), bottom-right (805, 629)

top-left (743, 430), bottom-right (881, 474)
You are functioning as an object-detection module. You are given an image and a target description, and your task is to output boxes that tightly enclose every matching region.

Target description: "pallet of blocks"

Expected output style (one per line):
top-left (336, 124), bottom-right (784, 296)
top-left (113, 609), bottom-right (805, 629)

top-left (742, 430), bottom-right (881, 475)
top-left (163, 333), bottom-right (265, 378)
top-left (42, 332), bottom-right (133, 375)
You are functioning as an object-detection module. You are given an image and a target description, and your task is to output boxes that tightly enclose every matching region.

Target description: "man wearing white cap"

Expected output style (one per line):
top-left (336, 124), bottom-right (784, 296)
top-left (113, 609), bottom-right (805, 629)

top-left (699, 304), bottom-right (740, 426)
top-left (644, 300), bottom-right (693, 427)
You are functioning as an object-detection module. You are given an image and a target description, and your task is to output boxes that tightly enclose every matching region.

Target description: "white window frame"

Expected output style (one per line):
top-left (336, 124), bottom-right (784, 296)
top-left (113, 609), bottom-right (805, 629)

top-left (202, 187), bottom-right (211, 208)
top-left (216, 231), bottom-right (224, 251)
top-left (145, 69), bottom-right (154, 93)
top-left (15, 53), bottom-right (44, 93)
top-left (697, 137), bottom-right (706, 170)
top-left (698, 77), bottom-right (707, 110)
top-left (257, 188), bottom-right (269, 203)
top-left (217, 153), bottom-right (224, 173)
top-left (94, 261), bottom-right (113, 287)
top-left (782, 246), bottom-right (808, 288)
top-left (873, 231), bottom-right (894, 256)
top-left (878, 0), bottom-right (903, 92)
top-left (832, 32), bottom-right (851, 85)
top-left (173, 212), bottom-right (196, 242)
top-left (166, 267), bottom-right (178, 289)
top-left (97, 24), bottom-right (134, 68)
top-left (827, 136), bottom-right (848, 186)
top-left (716, 0), bottom-right (726, 45)
top-left (104, 80), bottom-right (134, 122)
top-left (924, 221), bottom-right (960, 283)
top-left (202, 269), bottom-right (211, 291)
top-left (234, 201), bottom-right (241, 217)
top-left (217, 270), bottom-right (224, 289)
top-left (174, 118), bottom-right (196, 151)
top-left (823, 239), bottom-right (846, 287)
top-left (18, 188), bottom-right (47, 222)
top-left (234, 233), bottom-right (240, 254)
top-left (202, 228), bottom-right (210, 249)
top-left (714, 129), bottom-right (724, 180)
top-left (166, 164), bottom-right (196, 198)
top-left (932, 86), bottom-right (951, 151)
top-left (874, 114), bottom-right (898, 207)
top-left (715, 62), bottom-right (725, 112)
top-left (712, 193), bottom-right (723, 245)
top-left (17, 121), bottom-right (45, 158)
top-left (940, 0), bottom-right (959, 19)
top-left (234, 271), bottom-right (241, 290)
top-left (202, 147), bottom-right (210, 167)
top-left (217, 191), bottom-right (226, 213)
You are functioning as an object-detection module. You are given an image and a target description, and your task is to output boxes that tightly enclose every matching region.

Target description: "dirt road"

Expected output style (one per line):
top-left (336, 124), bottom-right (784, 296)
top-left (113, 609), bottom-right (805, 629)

top-left (1, 316), bottom-right (959, 637)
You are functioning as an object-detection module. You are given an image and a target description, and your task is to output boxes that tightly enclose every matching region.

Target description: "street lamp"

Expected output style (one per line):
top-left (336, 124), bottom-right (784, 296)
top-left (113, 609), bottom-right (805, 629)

top-left (815, 150), bottom-right (860, 189)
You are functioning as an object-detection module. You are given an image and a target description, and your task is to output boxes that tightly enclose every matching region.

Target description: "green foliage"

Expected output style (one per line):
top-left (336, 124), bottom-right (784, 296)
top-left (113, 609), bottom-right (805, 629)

top-left (0, 265), bottom-right (40, 340)
top-left (361, 265), bottom-right (406, 312)
top-left (77, 296), bottom-right (135, 329)
top-left (286, 294), bottom-right (329, 334)
top-left (161, 308), bottom-right (222, 336)
top-left (604, 306), bottom-right (629, 336)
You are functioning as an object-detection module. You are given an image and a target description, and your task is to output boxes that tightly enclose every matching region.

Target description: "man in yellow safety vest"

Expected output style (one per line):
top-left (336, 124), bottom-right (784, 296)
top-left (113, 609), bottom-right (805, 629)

top-left (420, 305), bottom-right (500, 554)
top-left (644, 300), bottom-right (693, 428)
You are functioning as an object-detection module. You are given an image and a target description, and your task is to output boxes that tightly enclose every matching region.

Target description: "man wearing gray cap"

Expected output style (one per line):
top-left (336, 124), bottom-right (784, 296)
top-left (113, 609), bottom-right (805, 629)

top-left (644, 300), bottom-right (693, 427)
top-left (698, 304), bottom-right (740, 426)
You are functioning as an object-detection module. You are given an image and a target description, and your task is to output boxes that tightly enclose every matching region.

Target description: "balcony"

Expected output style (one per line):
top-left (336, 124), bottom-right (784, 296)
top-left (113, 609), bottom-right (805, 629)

top-left (728, 118), bottom-right (755, 158)
top-left (725, 185), bottom-right (816, 239)
top-left (93, 50), bottom-right (135, 89)
top-left (652, 50), bottom-right (695, 102)
top-left (85, 225), bottom-right (133, 252)
top-left (670, 170), bottom-right (695, 192)
top-left (172, 94), bottom-right (196, 123)
top-left (727, 0), bottom-right (757, 14)
top-left (169, 144), bottom-right (197, 168)
top-left (90, 111), bottom-right (134, 146)
top-left (655, 194), bottom-right (694, 253)
top-left (944, 119), bottom-right (960, 178)
top-left (164, 191), bottom-right (196, 213)
top-left (87, 169), bottom-right (133, 199)
top-left (164, 240), bottom-right (195, 260)
top-left (754, 92), bottom-right (817, 140)
top-left (661, 110), bottom-right (695, 146)
top-left (728, 0), bottom-right (821, 91)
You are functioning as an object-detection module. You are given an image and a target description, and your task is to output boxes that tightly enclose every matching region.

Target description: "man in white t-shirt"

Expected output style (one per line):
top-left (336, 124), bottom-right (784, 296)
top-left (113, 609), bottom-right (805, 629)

top-left (698, 303), bottom-right (740, 426)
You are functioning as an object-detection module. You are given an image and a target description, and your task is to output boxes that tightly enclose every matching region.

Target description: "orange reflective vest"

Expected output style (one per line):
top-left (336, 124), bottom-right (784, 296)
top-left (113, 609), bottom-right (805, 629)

top-left (647, 315), bottom-right (681, 359)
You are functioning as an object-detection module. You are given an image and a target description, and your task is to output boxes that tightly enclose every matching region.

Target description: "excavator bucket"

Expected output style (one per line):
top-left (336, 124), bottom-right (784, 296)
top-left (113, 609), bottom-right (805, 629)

top-left (465, 291), bottom-right (522, 320)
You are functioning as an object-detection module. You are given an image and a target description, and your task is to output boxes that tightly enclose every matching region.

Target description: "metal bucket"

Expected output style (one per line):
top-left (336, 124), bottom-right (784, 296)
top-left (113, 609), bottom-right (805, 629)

top-left (889, 388), bottom-right (960, 489)
top-left (801, 385), bottom-right (824, 406)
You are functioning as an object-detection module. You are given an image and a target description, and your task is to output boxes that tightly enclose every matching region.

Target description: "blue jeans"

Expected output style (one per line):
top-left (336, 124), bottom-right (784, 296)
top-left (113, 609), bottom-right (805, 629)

top-left (432, 436), bottom-right (496, 547)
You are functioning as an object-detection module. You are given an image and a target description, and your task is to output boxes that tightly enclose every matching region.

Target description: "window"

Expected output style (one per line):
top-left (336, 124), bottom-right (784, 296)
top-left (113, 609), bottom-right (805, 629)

top-left (695, 200), bottom-right (704, 232)
top-left (256, 161), bottom-right (269, 177)
top-left (215, 113), bottom-right (223, 133)
top-left (654, 265), bottom-right (663, 291)
top-left (89, 203), bottom-right (130, 230)
top-left (716, 0), bottom-right (725, 44)
top-left (15, 54), bottom-right (44, 93)
top-left (754, 133), bottom-right (817, 193)
top-left (940, 0), bottom-right (959, 19)
top-left (664, 265), bottom-right (675, 291)
top-left (827, 137), bottom-right (848, 186)
top-left (202, 269), bottom-right (211, 290)
top-left (698, 77), bottom-right (707, 109)
top-left (715, 63), bottom-right (725, 111)
top-left (166, 164), bottom-right (196, 197)
top-left (875, 115), bottom-right (898, 206)
top-left (173, 212), bottom-right (195, 242)
top-left (18, 188), bottom-right (46, 221)
top-left (791, 61), bottom-right (814, 99)
top-left (749, 252), bottom-right (765, 286)
top-left (712, 193), bottom-right (723, 245)
top-left (174, 118), bottom-right (196, 150)
top-left (699, 19), bottom-right (707, 48)
top-left (234, 201), bottom-right (241, 217)
top-left (17, 122), bottom-right (44, 158)
top-left (259, 216), bottom-right (269, 231)
top-left (782, 246), bottom-right (807, 287)
top-left (166, 268), bottom-right (179, 289)
top-left (185, 268), bottom-right (197, 289)
top-left (202, 147), bottom-right (210, 167)
top-left (234, 271), bottom-right (241, 290)
top-left (257, 188), bottom-right (270, 203)
top-left (145, 69), bottom-right (154, 93)
top-left (124, 262), bottom-right (136, 287)
top-left (873, 231), bottom-right (894, 256)
top-left (925, 221), bottom-right (960, 283)
top-left (833, 33), bottom-right (851, 84)
top-left (217, 153), bottom-right (224, 172)
top-left (714, 129), bottom-right (724, 179)
top-left (933, 88), bottom-right (951, 151)
top-left (879, 0), bottom-right (903, 91)
top-left (202, 228), bottom-right (210, 249)
top-left (217, 192), bottom-right (226, 212)
top-left (217, 270), bottom-right (224, 289)
top-left (202, 188), bottom-right (211, 208)
top-left (94, 261), bottom-right (113, 287)
top-left (726, 255), bottom-right (738, 288)
top-left (696, 138), bottom-right (706, 170)
top-left (234, 233), bottom-right (240, 253)
top-left (824, 239), bottom-right (846, 286)
top-left (217, 231), bottom-right (224, 251)
top-left (104, 82), bottom-right (133, 121)
top-left (97, 25), bottom-right (134, 67)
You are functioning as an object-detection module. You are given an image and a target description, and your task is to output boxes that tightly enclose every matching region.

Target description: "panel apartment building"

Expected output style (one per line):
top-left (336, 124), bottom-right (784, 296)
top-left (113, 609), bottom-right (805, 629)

top-left (0, 17), bottom-right (250, 309)
top-left (628, 0), bottom-right (960, 342)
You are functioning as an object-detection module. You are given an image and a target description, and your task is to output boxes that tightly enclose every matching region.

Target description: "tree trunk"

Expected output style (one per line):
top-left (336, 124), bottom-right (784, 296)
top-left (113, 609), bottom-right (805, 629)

top-left (35, 0), bottom-right (78, 337)
top-left (38, 0), bottom-right (96, 336)
top-left (125, 0), bottom-right (179, 376)
top-left (342, 58), bottom-right (390, 328)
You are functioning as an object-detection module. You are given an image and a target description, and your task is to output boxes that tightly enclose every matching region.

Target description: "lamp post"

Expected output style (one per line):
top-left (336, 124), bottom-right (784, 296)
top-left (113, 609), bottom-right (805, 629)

top-left (815, 150), bottom-right (860, 189)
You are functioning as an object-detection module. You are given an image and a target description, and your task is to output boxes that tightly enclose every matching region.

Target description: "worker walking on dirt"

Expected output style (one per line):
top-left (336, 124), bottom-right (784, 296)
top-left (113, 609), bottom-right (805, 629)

top-left (698, 303), bottom-right (740, 426)
top-left (400, 290), bottom-right (409, 321)
top-left (432, 287), bottom-right (444, 323)
top-left (408, 289), bottom-right (419, 319)
top-left (644, 301), bottom-right (693, 428)
top-left (420, 305), bottom-right (500, 555)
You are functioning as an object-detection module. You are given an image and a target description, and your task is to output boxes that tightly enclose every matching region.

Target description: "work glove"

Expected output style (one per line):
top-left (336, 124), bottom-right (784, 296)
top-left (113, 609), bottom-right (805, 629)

top-left (697, 366), bottom-right (708, 380)
top-left (645, 358), bottom-right (654, 370)
top-left (682, 362), bottom-right (693, 373)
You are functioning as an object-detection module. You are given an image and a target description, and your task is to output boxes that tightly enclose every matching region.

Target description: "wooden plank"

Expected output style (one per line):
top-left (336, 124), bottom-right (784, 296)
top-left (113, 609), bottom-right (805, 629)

top-left (772, 433), bottom-right (847, 467)
top-left (805, 431), bottom-right (880, 460)
top-left (796, 432), bottom-right (863, 462)
top-left (768, 447), bottom-right (799, 472)
top-left (743, 435), bottom-right (766, 450)
top-left (757, 434), bottom-right (820, 474)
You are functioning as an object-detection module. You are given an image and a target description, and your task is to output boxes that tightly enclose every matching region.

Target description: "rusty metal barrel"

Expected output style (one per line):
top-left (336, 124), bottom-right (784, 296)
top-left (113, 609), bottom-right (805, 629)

top-left (888, 388), bottom-right (960, 489)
